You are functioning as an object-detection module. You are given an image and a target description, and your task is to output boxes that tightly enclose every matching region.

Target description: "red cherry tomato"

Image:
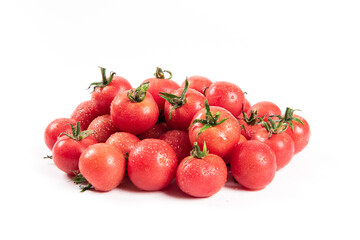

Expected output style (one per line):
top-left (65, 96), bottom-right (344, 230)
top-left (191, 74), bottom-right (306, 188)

top-left (161, 79), bottom-right (205, 131)
top-left (79, 143), bottom-right (126, 192)
top-left (223, 134), bottom-right (247, 164)
top-left (87, 114), bottom-right (119, 143)
top-left (110, 83), bottom-right (159, 135)
top-left (237, 110), bottom-right (263, 140)
top-left (252, 128), bottom-right (295, 171)
top-left (181, 75), bottom-right (212, 94)
top-left (230, 140), bottom-right (277, 190)
top-left (248, 101), bottom-right (281, 122)
top-left (44, 118), bottom-right (77, 150)
top-left (142, 67), bottom-right (180, 110)
top-left (105, 132), bottom-right (140, 158)
top-left (241, 98), bottom-right (251, 114)
top-left (284, 114), bottom-right (311, 154)
top-left (52, 123), bottom-right (97, 174)
top-left (176, 143), bottom-right (227, 198)
top-left (205, 81), bottom-right (245, 117)
top-left (137, 122), bottom-right (169, 140)
top-left (160, 130), bottom-right (192, 161)
top-left (189, 101), bottom-right (241, 157)
top-left (90, 67), bottom-right (132, 114)
top-left (128, 139), bottom-right (178, 191)
top-left (71, 100), bottom-right (102, 130)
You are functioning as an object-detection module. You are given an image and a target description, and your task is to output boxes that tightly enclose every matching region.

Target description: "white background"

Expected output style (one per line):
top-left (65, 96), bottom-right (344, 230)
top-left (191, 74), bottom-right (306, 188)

top-left (1, 0), bottom-right (359, 239)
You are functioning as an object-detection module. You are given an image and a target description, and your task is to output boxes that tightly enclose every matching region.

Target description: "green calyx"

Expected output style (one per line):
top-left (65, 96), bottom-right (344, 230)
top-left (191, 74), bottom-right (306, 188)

top-left (241, 106), bottom-right (259, 126)
top-left (59, 122), bottom-right (94, 141)
top-left (270, 107), bottom-right (304, 132)
top-left (88, 66), bottom-right (116, 92)
top-left (72, 172), bottom-right (93, 192)
top-left (154, 67), bottom-right (172, 79)
top-left (158, 77), bottom-right (189, 120)
top-left (190, 98), bottom-right (228, 139)
top-left (260, 117), bottom-right (288, 139)
top-left (127, 82), bottom-right (150, 102)
top-left (191, 142), bottom-right (209, 159)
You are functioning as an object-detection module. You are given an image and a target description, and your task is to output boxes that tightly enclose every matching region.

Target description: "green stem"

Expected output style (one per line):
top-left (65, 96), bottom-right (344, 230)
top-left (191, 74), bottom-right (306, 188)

top-left (127, 82), bottom-right (150, 102)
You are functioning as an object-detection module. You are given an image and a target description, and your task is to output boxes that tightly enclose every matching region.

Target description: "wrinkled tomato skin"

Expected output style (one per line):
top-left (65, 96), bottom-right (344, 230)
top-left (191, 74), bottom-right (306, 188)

top-left (92, 76), bottom-right (132, 115)
top-left (164, 88), bottom-right (205, 131)
top-left (238, 119), bottom-right (263, 140)
top-left (142, 78), bottom-right (180, 110)
top-left (223, 134), bottom-right (247, 164)
top-left (79, 143), bottom-right (126, 192)
top-left (248, 101), bottom-right (281, 122)
top-left (230, 140), bottom-right (277, 190)
top-left (137, 122), bottom-right (169, 140)
top-left (176, 154), bottom-right (227, 198)
top-left (110, 91), bottom-right (159, 135)
top-left (160, 130), bottom-right (193, 161)
top-left (189, 106), bottom-right (240, 157)
top-left (284, 114), bottom-right (311, 154)
top-left (87, 114), bottom-right (119, 143)
top-left (106, 132), bottom-right (140, 157)
top-left (252, 129), bottom-right (295, 171)
top-left (52, 135), bottom-right (97, 174)
top-left (128, 139), bottom-right (178, 191)
top-left (205, 81), bottom-right (245, 117)
top-left (44, 118), bottom-right (77, 150)
top-left (71, 100), bottom-right (102, 130)
top-left (181, 76), bottom-right (212, 94)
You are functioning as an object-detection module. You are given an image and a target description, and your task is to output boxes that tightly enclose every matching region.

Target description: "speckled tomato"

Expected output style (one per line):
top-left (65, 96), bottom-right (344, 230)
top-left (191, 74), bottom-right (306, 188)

top-left (71, 100), bottom-right (102, 130)
top-left (205, 81), bottom-right (245, 117)
top-left (90, 67), bottom-right (132, 115)
top-left (231, 140), bottom-right (277, 190)
top-left (44, 118), bottom-right (77, 150)
top-left (79, 143), bottom-right (126, 192)
top-left (87, 114), bottom-right (119, 143)
top-left (176, 143), bottom-right (227, 198)
top-left (106, 132), bottom-right (140, 158)
top-left (248, 101), bottom-right (281, 122)
top-left (181, 75), bottom-right (212, 94)
top-left (142, 67), bottom-right (180, 110)
top-left (137, 122), bottom-right (169, 140)
top-left (160, 130), bottom-right (192, 161)
top-left (128, 139), bottom-right (178, 191)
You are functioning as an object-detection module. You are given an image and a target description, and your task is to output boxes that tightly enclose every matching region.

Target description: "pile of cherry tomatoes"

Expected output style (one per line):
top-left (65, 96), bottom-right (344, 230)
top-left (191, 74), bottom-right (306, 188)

top-left (44, 67), bottom-right (310, 197)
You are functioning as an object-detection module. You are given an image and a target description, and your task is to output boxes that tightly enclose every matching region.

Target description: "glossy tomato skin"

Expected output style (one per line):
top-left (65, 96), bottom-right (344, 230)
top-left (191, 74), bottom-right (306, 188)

top-left (252, 129), bottom-right (295, 171)
top-left (181, 75), bottom-right (212, 94)
top-left (223, 134), bottom-right (247, 164)
top-left (164, 88), bottom-right (205, 131)
top-left (160, 130), bottom-right (193, 161)
top-left (71, 100), bottom-right (102, 130)
top-left (52, 135), bottom-right (97, 174)
top-left (128, 139), bottom-right (178, 191)
top-left (137, 122), bottom-right (169, 140)
top-left (87, 114), bottom-right (119, 143)
top-left (79, 143), bottom-right (126, 192)
top-left (189, 106), bottom-right (241, 157)
top-left (92, 76), bottom-right (132, 115)
top-left (142, 78), bottom-right (180, 110)
top-left (238, 119), bottom-right (263, 140)
top-left (205, 81), bottom-right (245, 117)
top-left (248, 101), bottom-right (281, 122)
top-left (105, 132), bottom-right (140, 157)
top-left (44, 118), bottom-right (77, 150)
top-left (176, 154), bottom-right (227, 198)
top-left (284, 114), bottom-right (310, 154)
top-left (230, 140), bottom-right (277, 190)
top-left (242, 98), bottom-right (251, 114)
top-left (110, 91), bottom-right (159, 135)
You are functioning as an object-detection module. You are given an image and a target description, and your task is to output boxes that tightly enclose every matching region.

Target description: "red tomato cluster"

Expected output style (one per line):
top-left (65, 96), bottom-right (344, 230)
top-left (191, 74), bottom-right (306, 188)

top-left (44, 67), bottom-right (311, 197)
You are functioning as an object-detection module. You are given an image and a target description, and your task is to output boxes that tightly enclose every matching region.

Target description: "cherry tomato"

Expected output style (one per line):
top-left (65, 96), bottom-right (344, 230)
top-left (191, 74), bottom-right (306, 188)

top-left (89, 67), bottom-right (132, 115)
top-left (230, 140), bottom-right (277, 190)
top-left (137, 122), bottom-right (169, 140)
top-left (237, 109), bottom-right (263, 140)
top-left (181, 75), bottom-right (212, 94)
top-left (285, 114), bottom-right (310, 154)
top-left (128, 139), bottom-right (178, 191)
top-left (223, 134), bottom-right (247, 164)
top-left (44, 118), bottom-right (77, 150)
top-left (79, 143), bottom-right (126, 192)
top-left (160, 130), bottom-right (192, 161)
top-left (52, 122), bottom-right (96, 174)
top-left (176, 142), bottom-right (227, 198)
top-left (105, 132), bottom-right (140, 158)
top-left (87, 114), bottom-right (119, 143)
top-left (205, 81), bottom-right (245, 117)
top-left (71, 100), bottom-right (102, 130)
top-left (160, 78), bottom-right (205, 131)
top-left (241, 98), bottom-right (251, 114)
top-left (110, 82), bottom-right (159, 135)
top-left (142, 67), bottom-right (180, 110)
top-left (252, 128), bottom-right (295, 171)
top-left (248, 101), bottom-right (281, 122)
top-left (189, 100), bottom-right (241, 157)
